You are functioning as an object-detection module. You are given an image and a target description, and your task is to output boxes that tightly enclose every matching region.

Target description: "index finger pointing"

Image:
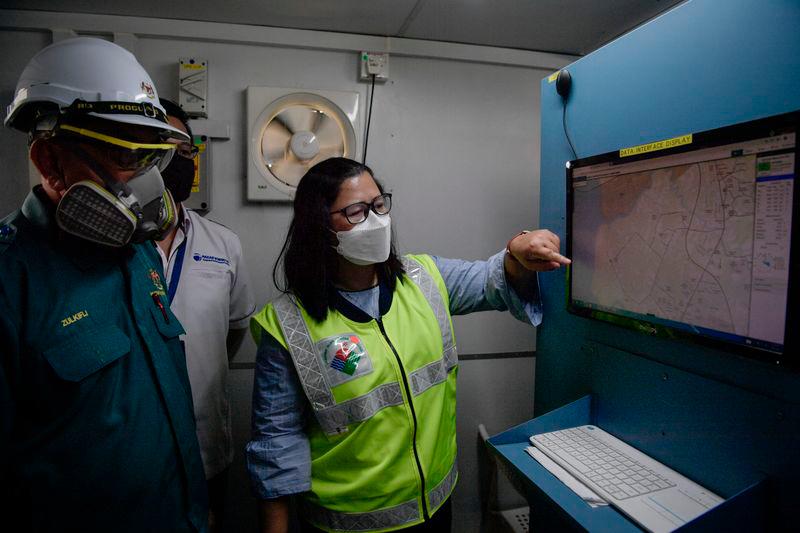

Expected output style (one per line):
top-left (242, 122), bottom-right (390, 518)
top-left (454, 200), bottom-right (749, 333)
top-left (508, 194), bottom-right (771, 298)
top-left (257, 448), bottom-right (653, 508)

top-left (549, 251), bottom-right (571, 265)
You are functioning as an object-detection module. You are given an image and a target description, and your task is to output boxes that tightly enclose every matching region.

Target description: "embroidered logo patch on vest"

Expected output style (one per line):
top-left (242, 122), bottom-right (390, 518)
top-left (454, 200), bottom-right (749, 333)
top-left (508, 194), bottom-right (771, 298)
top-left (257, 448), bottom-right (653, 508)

top-left (316, 333), bottom-right (374, 387)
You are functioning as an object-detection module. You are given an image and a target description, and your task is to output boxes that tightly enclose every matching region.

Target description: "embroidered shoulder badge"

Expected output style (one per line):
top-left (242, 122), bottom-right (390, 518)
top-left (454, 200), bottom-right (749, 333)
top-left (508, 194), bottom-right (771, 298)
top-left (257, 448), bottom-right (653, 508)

top-left (149, 268), bottom-right (164, 291)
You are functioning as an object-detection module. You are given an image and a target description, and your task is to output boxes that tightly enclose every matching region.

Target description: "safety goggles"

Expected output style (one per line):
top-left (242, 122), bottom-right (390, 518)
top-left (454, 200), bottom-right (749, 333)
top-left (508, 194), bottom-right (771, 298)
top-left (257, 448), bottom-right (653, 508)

top-left (57, 123), bottom-right (177, 172)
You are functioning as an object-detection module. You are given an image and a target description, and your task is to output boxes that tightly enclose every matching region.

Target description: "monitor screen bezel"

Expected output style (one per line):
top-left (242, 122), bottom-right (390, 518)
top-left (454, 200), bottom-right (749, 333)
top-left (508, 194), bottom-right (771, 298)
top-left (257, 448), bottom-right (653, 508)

top-left (565, 111), bottom-right (799, 369)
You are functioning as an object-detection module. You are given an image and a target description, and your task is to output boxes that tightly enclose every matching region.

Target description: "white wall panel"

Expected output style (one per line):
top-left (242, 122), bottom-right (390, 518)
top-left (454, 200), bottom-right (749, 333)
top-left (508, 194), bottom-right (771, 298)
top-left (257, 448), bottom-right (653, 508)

top-left (0, 30), bottom-right (50, 217)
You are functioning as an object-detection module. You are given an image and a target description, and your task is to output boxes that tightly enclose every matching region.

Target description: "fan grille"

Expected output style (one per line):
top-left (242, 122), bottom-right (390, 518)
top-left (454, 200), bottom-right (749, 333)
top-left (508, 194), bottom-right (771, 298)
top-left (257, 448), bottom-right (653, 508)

top-left (254, 93), bottom-right (357, 190)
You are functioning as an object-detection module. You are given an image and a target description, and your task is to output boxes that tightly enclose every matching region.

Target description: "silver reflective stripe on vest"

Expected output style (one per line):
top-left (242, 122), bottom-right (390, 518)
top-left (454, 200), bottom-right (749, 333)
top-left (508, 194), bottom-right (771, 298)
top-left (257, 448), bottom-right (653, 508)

top-left (303, 498), bottom-right (419, 532)
top-left (408, 358), bottom-right (448, 397)
top-left (303, 459), bottom-right (458, 532)
top-left (316, 382), bottom-right (404, 434)
top-left (401, 256), bottom-right (458, 396)
top-left (275, 295), bottom-right (404, 435)
top-left (273, 294), bottom-right (335, 411)
top-left (428, 459), bottom-right (458, 511)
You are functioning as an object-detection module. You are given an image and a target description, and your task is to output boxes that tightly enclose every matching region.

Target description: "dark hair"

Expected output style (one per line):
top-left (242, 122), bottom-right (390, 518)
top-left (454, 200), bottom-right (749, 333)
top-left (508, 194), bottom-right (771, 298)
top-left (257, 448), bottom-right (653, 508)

top-left (274, 157), bottom-right (404, 322)
top-left (159, 98), bottom-right (194, 140)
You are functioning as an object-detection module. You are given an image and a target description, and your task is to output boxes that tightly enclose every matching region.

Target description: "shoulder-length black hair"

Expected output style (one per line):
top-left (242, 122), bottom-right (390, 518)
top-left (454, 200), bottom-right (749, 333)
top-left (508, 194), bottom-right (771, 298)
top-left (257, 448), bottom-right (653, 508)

top-left (273, 157), bottom-right (404, 322)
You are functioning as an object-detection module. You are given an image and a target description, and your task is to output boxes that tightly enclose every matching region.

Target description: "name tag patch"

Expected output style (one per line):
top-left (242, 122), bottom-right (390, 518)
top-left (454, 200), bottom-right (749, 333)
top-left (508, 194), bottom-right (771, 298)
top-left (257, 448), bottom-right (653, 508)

top-left (61, 310), bottom-right (89, 327)
top-left (316, 333), bottom-right (373, 387)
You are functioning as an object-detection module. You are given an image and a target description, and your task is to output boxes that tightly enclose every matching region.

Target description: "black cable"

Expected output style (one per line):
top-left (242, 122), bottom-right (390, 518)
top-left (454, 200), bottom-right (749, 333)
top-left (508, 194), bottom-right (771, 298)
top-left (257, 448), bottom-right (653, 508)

top-left (562, 100), bottom-right (578, 160)
top-left (362, 74), bottom-right (376, 164)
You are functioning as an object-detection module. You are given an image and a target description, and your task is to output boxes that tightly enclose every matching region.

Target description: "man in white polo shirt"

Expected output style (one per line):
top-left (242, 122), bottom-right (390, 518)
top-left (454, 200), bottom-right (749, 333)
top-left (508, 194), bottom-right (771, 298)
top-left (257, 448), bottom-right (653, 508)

top-left (156, 98), bottom-right (256, 532)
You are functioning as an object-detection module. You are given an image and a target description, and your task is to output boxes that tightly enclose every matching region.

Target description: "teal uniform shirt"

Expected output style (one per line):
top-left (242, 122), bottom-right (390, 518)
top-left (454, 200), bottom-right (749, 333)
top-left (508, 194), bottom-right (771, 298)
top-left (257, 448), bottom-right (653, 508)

top-left (0, 187), bottom-right (208, 532)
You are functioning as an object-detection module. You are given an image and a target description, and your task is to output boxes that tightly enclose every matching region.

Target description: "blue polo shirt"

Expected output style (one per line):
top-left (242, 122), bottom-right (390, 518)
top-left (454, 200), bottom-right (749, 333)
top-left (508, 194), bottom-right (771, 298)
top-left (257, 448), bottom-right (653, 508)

top-left (0, 187), bottom-right (208, 532)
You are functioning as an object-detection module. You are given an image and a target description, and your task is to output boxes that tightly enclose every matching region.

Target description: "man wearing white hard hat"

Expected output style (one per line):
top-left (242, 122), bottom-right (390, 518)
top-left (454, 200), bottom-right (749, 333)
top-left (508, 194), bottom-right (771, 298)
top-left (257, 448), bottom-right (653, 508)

top-left (0, 37), bottom-right (208, 532)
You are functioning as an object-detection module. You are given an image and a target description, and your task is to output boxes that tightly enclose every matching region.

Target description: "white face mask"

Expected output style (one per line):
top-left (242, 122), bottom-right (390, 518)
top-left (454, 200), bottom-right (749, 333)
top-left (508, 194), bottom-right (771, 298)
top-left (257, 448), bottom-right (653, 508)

top-left (334, 211), bottom-right (392, 266)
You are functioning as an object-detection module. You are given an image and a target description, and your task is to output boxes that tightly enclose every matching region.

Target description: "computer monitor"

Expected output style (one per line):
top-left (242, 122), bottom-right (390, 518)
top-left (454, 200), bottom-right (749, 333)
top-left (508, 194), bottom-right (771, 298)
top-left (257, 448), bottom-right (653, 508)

top-left (566, 111), bottom-right (798, 366)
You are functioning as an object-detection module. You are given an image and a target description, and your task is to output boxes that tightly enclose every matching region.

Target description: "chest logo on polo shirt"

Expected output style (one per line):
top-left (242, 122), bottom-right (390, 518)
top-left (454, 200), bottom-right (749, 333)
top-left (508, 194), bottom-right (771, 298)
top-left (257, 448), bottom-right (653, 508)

top-left (316, 333), bottom-right (374, 387)
top-left (192, 252), bottom-right (230, 266)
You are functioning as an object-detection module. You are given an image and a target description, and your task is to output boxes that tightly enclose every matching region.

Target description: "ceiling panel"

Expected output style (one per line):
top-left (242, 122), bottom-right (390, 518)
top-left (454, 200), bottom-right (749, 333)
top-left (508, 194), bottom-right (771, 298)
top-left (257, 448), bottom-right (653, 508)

top-left (401, 0), bottom-right (685, 55)
top-left (1, 0), bottom-right (685, 55)
top-left (0, 0), bottom-right (419, 37)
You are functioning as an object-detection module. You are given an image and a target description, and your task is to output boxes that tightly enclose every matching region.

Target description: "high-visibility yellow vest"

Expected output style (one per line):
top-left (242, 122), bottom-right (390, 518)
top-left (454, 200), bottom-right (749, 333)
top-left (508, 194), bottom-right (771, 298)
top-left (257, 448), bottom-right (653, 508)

top-left (251, 255), bottom-right (459, 532)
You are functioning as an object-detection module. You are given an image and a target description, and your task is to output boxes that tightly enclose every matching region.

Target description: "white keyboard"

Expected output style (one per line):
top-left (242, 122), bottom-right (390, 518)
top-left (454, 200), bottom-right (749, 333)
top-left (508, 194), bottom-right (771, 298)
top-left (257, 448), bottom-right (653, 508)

top-left (531, 425), bottom-right (723, 533)
top-left (533, 426), bottom-right (676, 499)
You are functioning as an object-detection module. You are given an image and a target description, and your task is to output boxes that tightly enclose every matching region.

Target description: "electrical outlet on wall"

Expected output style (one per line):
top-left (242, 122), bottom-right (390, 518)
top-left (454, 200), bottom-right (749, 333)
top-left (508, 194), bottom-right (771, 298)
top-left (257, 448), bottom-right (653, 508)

top-left (359, 52), bottom-right (389, 82)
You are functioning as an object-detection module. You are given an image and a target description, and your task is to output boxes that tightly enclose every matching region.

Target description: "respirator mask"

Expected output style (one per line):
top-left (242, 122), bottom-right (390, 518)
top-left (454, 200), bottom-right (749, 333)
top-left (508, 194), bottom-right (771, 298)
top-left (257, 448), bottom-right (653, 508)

top-left (53, 123), bottom-right (178, 247)
top-left (334, 211), bottom-right (392, 266)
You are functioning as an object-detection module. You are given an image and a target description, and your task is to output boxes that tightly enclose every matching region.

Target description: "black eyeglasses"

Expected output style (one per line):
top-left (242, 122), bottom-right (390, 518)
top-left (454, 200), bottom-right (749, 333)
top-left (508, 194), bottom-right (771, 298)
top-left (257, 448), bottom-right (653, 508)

top-left (330, 193), bottom-right (392, 224)
top-left (175, 142), bottom-right (200, 160)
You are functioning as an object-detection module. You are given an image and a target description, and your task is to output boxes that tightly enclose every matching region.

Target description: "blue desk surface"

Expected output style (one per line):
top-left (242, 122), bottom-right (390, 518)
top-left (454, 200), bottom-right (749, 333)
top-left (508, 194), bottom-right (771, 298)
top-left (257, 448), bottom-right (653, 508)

top-left (488, 395), bottom-right (767, 532)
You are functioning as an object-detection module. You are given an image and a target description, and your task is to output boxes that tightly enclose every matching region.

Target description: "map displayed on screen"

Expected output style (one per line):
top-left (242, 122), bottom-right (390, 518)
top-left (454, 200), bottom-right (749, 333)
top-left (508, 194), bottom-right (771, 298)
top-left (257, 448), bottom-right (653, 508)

top-left (569, 130), bottom-right (795, 353)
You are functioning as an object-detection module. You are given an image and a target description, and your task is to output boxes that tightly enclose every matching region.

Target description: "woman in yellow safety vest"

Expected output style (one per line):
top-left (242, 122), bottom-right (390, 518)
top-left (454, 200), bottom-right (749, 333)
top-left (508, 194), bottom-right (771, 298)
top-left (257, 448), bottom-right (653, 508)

top-left (246, 157), bottom-right (570, 533)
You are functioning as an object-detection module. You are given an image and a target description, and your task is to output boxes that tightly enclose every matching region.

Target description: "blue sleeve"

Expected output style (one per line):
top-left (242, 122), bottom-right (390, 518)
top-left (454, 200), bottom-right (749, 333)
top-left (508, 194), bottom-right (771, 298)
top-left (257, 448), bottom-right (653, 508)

top-left (431, 250), bottom-right (543, 326)
top-left (245, 330), bottom-right (312, 499)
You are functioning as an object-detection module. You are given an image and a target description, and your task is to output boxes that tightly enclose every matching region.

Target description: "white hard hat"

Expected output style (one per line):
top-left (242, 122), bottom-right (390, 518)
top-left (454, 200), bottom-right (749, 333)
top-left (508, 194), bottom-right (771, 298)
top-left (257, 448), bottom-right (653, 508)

top-left (4, 37), bottom-right (187, 140)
